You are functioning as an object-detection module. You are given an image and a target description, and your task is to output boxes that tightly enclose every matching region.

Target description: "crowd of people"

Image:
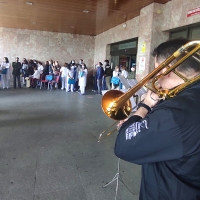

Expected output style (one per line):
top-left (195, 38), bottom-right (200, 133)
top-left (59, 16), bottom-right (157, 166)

top-left (0, 58), bottom-right (88, 95)
top-left (0, 56), bottom-right (137, 95)
top-left (93, 59), bottom-right (136, 95)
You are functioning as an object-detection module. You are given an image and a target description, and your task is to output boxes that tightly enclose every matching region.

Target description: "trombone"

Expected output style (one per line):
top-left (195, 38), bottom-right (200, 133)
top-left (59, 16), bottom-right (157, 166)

top-left (99, 40), bottom-right (200, 141)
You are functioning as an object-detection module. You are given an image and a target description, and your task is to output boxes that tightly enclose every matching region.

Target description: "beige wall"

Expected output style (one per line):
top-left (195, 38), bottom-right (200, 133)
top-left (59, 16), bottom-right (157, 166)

top-left (0, 28), bottom-right (95, 68)
top-left (94, 17), bottom-right (139, 65)
top-left (163, 0), bottom-right (200, 31)
top-left (94, 0), bottom-right (200, 80)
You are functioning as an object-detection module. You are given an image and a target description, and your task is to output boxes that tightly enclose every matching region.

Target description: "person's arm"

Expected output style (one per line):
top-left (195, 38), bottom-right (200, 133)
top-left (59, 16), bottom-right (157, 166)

top-left (114, 91), bottom-right (183, 164)
top-left (68, 72), bottom-right (73, 79)
top-left (18, 62), bottom-right (22, 69)
top-left (96, 69), bottom-right (100, 80)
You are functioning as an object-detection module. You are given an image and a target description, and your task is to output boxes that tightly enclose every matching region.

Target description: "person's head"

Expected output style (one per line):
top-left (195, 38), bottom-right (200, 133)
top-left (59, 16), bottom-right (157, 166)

top-left (55, 61), bottom-right (59, 66)
top-left (104, 60), bottom-right (109, 65)
top-left (153, 38), bottom-right (200, 90)
top-left (22, 58), bottom-right (28, 64)
top-left (3, 57), bottom-right (9, 63)
top-left (81, 63), bottom-right (86, 69)
top-left (45, 61), bottom-right (49, 65)
top-left (64, 63), bottom-right (68, 67)
top-left (38, 62), bottom-right (42, 66)
top-left (79, 59), bottom-right (83, 64)
top-left (71, 60), bottom-right (75, 64)
top-left (115, 66), bottom-right (119, 71)
top-left (71, 63), bottom-right (75, 70)
top-left (29, 59), bottom-right (33, 64)
top-left (15, 57), bottom-right (19, 62)
top-left (98, 62), bottom-right (102, 66)
top-left (121, 66), bottom-right (126, 71)
top-left (131, 66), bottom-right (136, 72)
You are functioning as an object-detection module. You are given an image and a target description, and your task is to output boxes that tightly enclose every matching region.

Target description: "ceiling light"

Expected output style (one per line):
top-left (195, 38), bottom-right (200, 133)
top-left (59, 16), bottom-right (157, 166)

top-left (122, 23), bottom-right (127, 28)
top-left (83, 10), bottom-right (89, 13)
top-left (26, 2), bottom-right (33, 5)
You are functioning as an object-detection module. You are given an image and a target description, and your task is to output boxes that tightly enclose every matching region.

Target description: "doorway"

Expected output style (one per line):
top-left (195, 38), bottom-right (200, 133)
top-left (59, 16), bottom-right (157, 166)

top-left (110, 38), bottom-right (138, 78)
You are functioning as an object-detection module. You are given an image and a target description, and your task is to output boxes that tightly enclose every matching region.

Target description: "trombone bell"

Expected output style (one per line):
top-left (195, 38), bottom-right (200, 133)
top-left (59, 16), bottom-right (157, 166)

top-left (101, 90), bottom-right (132, 120)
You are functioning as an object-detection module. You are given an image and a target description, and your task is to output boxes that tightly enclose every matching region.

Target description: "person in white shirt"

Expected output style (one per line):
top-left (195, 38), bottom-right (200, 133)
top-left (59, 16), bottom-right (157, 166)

top-left (29, 67), bottom-right (40, 88)
top-left (78, 63), bottom-right (88, 95)
top-left (21, 58), bottom-right (29, 86)
top-left (60, 63), bottom-right (68, 90)
top-left (121, 65), bottom-right (128, 78)
top-left (37, 62), bottom-right (44, 75)
top-left (0, 57), bottom-right (10, 89)
top-left (120, 65), bottom-right (128, 89)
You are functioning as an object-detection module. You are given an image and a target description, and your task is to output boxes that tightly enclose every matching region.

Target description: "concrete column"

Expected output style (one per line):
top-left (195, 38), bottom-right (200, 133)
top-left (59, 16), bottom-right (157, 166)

top-left (136, 3), bottom-right (169, 81)
top-left (106, 44), bottom-right (111, 62)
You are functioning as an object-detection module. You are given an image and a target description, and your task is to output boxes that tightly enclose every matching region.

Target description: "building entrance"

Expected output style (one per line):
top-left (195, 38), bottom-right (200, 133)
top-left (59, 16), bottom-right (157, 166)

top-left (110, 38), bottom-right (138, 77)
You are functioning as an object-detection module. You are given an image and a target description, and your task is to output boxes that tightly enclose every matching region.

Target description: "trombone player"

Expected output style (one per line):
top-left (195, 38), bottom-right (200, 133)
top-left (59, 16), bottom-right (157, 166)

top-left (114, 38), bottom-right (200, 200)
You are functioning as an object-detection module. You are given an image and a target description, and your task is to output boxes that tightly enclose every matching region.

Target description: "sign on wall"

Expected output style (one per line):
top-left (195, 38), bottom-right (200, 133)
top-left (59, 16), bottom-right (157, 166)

top-left (141, 42), bottom-right (146, 53)
top-left (139, 56), bottom-right (146, 71)
top-left (187, 7), bottom-right (200, 17)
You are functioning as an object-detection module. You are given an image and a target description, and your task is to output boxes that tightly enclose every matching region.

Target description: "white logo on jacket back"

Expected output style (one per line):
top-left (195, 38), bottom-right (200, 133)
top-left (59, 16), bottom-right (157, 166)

top-left (125, 120), bottom-right (148, 140)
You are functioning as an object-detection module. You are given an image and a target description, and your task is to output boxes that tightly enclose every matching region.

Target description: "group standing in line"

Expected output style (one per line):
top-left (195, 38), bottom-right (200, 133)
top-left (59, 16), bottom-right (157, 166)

top-left (93, 59), bottom-right (136, 95)
top-left (0, 57), bottom-right (88, 95)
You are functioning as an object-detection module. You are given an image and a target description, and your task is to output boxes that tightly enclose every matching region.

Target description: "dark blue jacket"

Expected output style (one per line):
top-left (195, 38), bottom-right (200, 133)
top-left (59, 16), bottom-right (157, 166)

top-left (115, 81), bottom-right (200, 200)
top-left (96, 66), bottom-right (104, 80)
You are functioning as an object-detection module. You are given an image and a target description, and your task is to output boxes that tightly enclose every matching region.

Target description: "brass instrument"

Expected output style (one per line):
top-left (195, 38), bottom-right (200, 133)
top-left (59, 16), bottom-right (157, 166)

top-left (101, 40), bottom-right (200, 121)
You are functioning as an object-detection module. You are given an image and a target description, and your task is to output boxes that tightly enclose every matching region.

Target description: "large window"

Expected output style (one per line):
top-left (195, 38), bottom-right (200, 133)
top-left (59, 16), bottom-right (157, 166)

top-left (170, 24), bottom-right (200, 40)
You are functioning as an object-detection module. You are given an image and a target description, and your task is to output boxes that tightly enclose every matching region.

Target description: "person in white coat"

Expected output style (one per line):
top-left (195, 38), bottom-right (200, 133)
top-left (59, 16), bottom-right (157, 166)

top-left (29, 67), bottom-right (40, 88)
top-left (0, 57), bottom-right (11, 89)
top-left (37, 62), bottom-right (44, 75)
top-left (60, 63), bottom-right (68, 90)
top-left (78, 63), bottom-right (88, 95)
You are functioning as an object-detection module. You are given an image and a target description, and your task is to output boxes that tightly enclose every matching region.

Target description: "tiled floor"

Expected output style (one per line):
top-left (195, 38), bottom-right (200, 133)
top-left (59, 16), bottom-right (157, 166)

top-left (0, 87), bottom-right (141, 200)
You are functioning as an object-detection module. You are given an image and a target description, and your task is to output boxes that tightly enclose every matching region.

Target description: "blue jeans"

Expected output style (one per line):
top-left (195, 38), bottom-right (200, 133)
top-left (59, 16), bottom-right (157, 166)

top-left (97, 79), bottom-right (102, 94)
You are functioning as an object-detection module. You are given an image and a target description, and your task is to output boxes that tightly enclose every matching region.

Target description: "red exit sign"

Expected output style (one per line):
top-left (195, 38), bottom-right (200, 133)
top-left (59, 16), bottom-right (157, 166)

top-left (187, 7), bottom-right (200, 17)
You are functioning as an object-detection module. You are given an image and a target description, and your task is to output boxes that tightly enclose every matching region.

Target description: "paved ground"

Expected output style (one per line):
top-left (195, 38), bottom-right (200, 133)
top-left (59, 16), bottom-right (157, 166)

top-left (0, 86), bottom-right (141, 200)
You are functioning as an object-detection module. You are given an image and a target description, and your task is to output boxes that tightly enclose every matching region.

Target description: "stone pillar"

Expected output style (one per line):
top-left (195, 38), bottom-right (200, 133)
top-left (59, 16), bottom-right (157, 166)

top-left (106, 44), bottom-right (111, 62)
top-left (136, 3), bottom-right (169, 81)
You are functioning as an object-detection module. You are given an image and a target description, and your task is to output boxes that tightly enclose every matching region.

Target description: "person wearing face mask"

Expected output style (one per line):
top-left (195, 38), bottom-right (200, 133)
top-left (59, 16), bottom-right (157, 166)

top-left (21, 58), bottom-right (29, 86)
top-left (0, 57), bottom-right (10, 89)
top-left (120, 65), bottom-right (129, 89)
top-left (12, 57), bottom-right (22, 89)
top-left (128, 64), bottom-right (136, 79)
top-left (104, 60), bottom-right (112, 90)
top-left (71, 60), bottom-right (75, 64)
top-left (77, 59), bottom-right (84, 73)
top-left (79, 59), bottom-right (83, 65)
top-left (96, 62), bottom-right (104, 95)
top-left (78, 63), bottom-right (88, 95)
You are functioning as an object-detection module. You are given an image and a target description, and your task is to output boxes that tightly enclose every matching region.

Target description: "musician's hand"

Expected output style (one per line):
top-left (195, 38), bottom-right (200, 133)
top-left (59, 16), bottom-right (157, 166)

top-left (143, 90), bottom-right (159, 108)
